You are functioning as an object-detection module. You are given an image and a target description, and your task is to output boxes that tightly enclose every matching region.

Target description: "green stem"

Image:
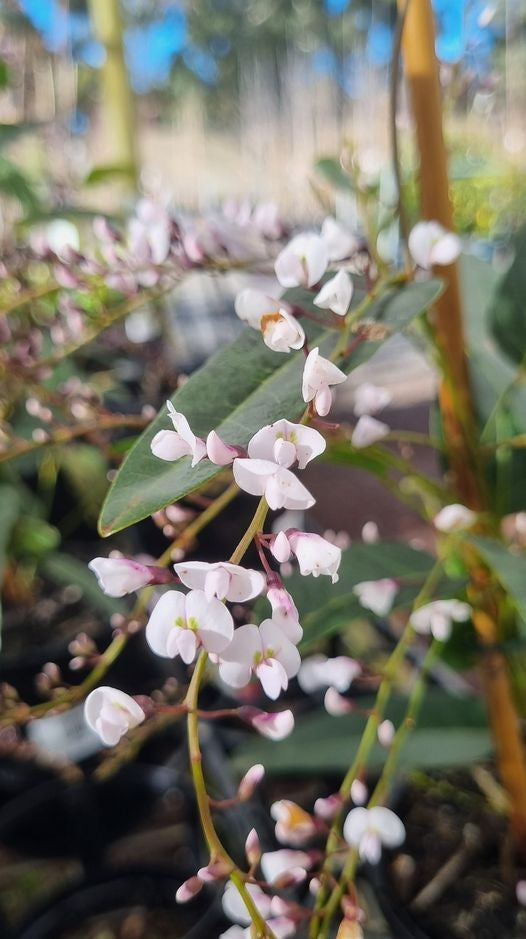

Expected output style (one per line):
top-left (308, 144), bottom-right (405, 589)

top-left (309, 556), bottom-right (445, 938)
top-left (184, 496), bottom-right (275, 938)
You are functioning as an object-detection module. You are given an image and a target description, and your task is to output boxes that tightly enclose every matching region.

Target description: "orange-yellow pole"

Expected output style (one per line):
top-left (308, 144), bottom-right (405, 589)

top-left (399, 0), bottom-right (526, 848)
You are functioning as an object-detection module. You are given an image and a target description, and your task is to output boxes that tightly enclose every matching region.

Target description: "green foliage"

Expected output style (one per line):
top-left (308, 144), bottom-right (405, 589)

top-left (488, 225), bottom-right (526, 366)
top-left (99, 279), bottom-right (442, 536)
top-left (0, 155), bottom-right (40, 214)
top-left (470, 536), bottom-right (526, 629)
top-left (232, 689), bottom-right (490, 775)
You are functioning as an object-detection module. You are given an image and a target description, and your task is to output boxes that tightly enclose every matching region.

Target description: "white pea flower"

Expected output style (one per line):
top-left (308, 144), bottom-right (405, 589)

top-left (233, 458), bottom-right (315, 511)
top-left (324, 687), bottom-right (353, 716)
top-left (302, 346), bottom-right (347, 417)
top-left (84, 686), bottom-right (145, 747)
top-left (408, 221), bottom-right (461, 269)
top-left (243, 707), bottom-right (295, 740)
top-left (248, 419), bottom-right (326, 470)
top-left (270, 799), bottom-right (317, 845)
top-left (287, 531), bottom-right (342, 583)
top-left (298, 654), bottom-right (360, 694)
top-left (234, 289), bottom-right (305, 353)
top-left (218, 620), bottom-right (301, 699)
top-left (252, 201), bottom-right (283, 240)
top-left (261, 849), bottom-right (312, 885)
top-left (433, 503), bottom-right (477, 533)
top-left (410, 599), bottom-right (471, 641)
top-left (353, 382), bottom-right (392, 417)
top-left (314, 270), bottom-right (354, 317)
top-left (173, 560), bottom-right (265, 602)
top-left (145, 589), bottom-right (234, 663)
top-left (343, 806), bottom-right (406, 863)
top-left (88, 557), bottom-right (154, 597)
top-left (353, 579), bottom-right (398, 616)
top-left (321, 217), bottom-right (358, 261)
top-left (351, 415), bottom-right (390, 448)
top-left (150, 401), bottom-right (206, 467)
top-left (274, 232), bottom-right (328, 288)
top-left (267, 584), bottom-right (302, 644)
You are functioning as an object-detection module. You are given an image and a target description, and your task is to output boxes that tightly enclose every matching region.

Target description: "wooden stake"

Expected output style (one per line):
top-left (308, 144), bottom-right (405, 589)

top-left (399, 0), bottom-right (526, 848)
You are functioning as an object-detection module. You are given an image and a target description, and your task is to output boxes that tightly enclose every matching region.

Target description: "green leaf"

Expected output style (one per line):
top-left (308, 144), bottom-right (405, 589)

top-left (99, 280), bottom-right (443, 536)
top-left (488, 225), bottom-right (526, 365)
top-left (0, 484), bottom-right (22, 644)
top-left (0, 155), bottom-right (40, 213)
top-left (469, 536), bottom-right (526, 623)
top-left (85, 164), bottom-right (136, 186)
top-left (315, 157), bottom-right (354, 192)
top-left (42, 553), bottom-right (126, 618)
top-left (232, 690), bottom-right (490, 775)
top-left (0, 121), bottom-right (40, 147)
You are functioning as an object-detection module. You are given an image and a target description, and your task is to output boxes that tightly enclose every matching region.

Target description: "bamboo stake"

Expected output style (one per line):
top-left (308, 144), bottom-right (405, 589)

top-left (87, 0), bottom-right (138, 191)
top-left (399, 0), bottom-right (526, 847)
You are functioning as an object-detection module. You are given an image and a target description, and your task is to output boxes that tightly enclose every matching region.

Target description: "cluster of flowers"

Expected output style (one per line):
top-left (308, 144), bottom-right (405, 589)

top-left (81, 215), bottom-right (467, 934)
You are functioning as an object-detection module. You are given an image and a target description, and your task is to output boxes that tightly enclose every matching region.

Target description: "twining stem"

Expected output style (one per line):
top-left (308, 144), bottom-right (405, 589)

top-left (318, 642), bottom-right (437, 938)
top-left (0, 482), bottom-right (239, 727)
top-left (184, 496), bottom-right (276, 939)
top-left (310, 557), bottom-right (445, 938)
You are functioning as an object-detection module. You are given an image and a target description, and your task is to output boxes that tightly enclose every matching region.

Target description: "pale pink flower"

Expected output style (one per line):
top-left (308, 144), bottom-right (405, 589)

top-left (234, 289), bottom-right (305, 353)
top-left (410, 599), bottom-right (471, 641)
top-left (233, 458), bottom-right (315, 510)
top-left (287, 530), bottom-right (342, 583)
top-left (238, 764), bottom-right (265, 800)
top-left (351, 415), bottom-right (390, 449)
top-left (175, 876), bottom-right (203, 904)
top-left (314, 270), bottom-right (353, 316)
top-left (408, 221), bottom-right (461, 269)
top-left (275, 233), bottom-right (328, 288)
top-left (218, 621), bottom-right (301, 699)
top-left (350, 779), bottom-right (368, 806)
top-left (343, 806), bottom-right (405, 863)
top-left (252, 201), bottom-right (283, 240)
top-left (361, 521), bottom-right (380, 544)
top-left (298, 654), bottom-right (360, 694)
top-left (88, 557), bottom-right (154, 597)
top-left (266, 584), bottom-right (302, 644)
top-left (433, 503), bottom-right (477, 533)
top-left (516, 880), bottom-right (526, 906)
top-left (245, 828), bottom-right (262, 866)
top-left (353, 579), bottom-right (398, 616)
top-left (222, 882), bottom-right (272, 925)
top-left (271, 799), bottom-right (317, 846)
top-left (314, 794), bottom-right (342, 821)
top-left (206, 430), bottom-right (238, 465)
top-left (324, 687), bottom-right (353, 716)
top-left (84, 686), bottom-right (145, 747)
top-left (151, 401), bottom-right (206, 467)
top-left (145, 589), bottom-right (233, 663)
top-left (248, 419), bottom-right (325, 470)
top-left (242, 707), bottom-right (295, 740)
top-left (378, 719), bottom-right (395, 747)
top-left (353, 383), bottom-right (392, 417)
top-left (302, 346), bottom-right (347, 416)
top-left (173, 560), bottom-right (265, 602)
top-left (321, 217), bottom-right (358, 261)
top-left (336, 921), bottom-right (364, 939)
top-left (261, 849), bottom-right (312, 885)
top-left (197, 860), bottom-right (230, 882)
top-left (270, 531), bottom-right (292, 563)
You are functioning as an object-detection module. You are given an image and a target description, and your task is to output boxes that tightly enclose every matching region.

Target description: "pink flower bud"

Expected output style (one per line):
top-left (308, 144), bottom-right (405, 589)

top-left (88, 557), bottom-right (155, 598)
top-left (314, 793), bottom-right (342, 821)
top-left (238, 763), bottom-right (265, 801)
top-left (324, 687), bottom-right (353, 716)
top-left (245, 828), bottom-right (262, 866)
top-left (378, 720), bottom-right (395, 747)
top-left (240, 707), bottom-right (295, 740)
top-left (350, 779), bottom-right (368, 806)
top-left (206, 430), bottom-right (238, 466)
top-left (175, 876), bottom-right (203, 904)
top-left (270, 531), bottom-right (292, 563)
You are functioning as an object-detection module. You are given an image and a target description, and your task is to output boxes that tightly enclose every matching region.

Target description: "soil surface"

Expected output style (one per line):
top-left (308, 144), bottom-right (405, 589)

top-left (385, 772), bottom-right (526, 939)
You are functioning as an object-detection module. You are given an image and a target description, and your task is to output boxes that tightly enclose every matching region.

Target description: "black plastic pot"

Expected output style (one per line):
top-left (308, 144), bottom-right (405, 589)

top-left (9, 865), bottom-right (226, 939)
top-left (367, 861), bottom-right (431, 939)
top-left (0, 763), bottom-right (194, 865)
